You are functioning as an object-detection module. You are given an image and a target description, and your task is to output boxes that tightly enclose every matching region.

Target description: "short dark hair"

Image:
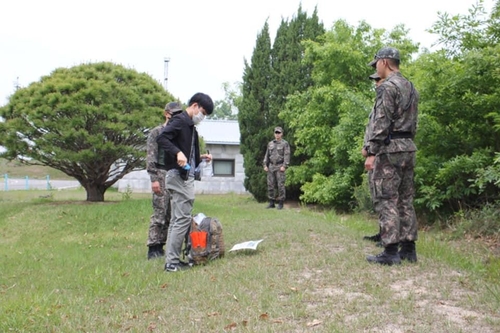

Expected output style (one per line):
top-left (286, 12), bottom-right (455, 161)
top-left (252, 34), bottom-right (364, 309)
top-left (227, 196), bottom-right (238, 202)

top-left (188, 92), bottom-right (214, 115)
top-left (387, 58), bottom-right (400, 68)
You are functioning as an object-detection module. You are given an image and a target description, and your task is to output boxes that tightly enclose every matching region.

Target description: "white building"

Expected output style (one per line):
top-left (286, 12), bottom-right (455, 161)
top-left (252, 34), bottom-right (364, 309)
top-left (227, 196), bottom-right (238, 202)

top-left (117, 119), bottom-right (247, 194)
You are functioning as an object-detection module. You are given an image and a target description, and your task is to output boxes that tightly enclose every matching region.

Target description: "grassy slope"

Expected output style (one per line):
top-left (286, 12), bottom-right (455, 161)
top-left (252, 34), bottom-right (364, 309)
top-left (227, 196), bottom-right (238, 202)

top-left (0, 190), bottom-right (499, 332)
top-left (0, 158), bottom-right (74, 180)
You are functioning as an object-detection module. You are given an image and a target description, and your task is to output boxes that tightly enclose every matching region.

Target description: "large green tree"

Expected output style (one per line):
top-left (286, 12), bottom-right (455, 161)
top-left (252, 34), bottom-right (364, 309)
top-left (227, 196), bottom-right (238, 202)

top-left (281, 20), bottom-right (419, 210)
top-left (239, 6), bottom-right (325, 202)
top-left (0, 62), bottom-right (171, 201)
top-left (210, 82), bottom-right (241, 120)
top-left (410, 0), bottom-right (500, 216)
top-left (239, 22), bottom-right (272, 201)
top-left (268, 6), bottom-right (325, 200)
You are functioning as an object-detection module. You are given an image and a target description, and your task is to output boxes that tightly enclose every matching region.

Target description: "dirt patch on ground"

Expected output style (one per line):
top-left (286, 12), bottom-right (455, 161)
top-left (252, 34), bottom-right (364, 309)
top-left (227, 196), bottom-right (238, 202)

top-left (298, 259), bottom-right (500, 332)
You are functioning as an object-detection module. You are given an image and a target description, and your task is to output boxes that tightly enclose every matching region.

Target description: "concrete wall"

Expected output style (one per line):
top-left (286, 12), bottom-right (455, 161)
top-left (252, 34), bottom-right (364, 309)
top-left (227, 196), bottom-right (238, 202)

top-left (117, 143), bottom-right (247, 194)
top-left (196, 144), bottom-right (246, 194)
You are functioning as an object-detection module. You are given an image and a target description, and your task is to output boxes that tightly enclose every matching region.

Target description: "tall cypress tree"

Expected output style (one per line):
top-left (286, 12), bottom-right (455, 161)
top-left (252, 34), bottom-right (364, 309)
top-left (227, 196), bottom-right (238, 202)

top-left (239, 22), bottom-right (272, 201)
top-left (268, 6), bottom-right (325, 200)
top-left (239, 7), bottom-right (325, 202)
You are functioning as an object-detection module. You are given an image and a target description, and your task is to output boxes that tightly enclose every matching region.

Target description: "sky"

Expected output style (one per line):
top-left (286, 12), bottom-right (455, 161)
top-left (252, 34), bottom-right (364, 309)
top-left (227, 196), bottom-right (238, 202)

top-left (0, 0), bottom-right (495, 107)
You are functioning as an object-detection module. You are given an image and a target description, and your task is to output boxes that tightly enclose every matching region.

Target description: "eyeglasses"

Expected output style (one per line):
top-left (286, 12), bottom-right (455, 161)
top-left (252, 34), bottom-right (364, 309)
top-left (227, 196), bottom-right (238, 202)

top-left (275, 131), bottom-right (282, 134)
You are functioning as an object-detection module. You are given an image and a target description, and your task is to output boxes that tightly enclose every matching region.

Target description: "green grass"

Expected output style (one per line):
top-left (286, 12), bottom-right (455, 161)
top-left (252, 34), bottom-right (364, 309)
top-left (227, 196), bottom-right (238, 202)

top-left (0, 158), bottom-right (74, 180)
top-left (1, 190), bottom-right (499, 332)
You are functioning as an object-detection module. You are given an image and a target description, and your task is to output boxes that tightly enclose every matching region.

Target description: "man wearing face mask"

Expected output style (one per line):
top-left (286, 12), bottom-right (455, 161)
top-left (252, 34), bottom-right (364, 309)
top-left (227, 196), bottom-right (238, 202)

top-left (156, 92), bottom-right (214, 272)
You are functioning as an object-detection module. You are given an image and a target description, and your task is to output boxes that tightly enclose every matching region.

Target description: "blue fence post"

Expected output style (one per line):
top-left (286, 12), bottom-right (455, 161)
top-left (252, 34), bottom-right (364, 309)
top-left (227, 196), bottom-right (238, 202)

top-left (25, 176), bottom-right (29, 190)
top-left (4, 174), bottom-right (7, 191)
top-left (46, 175), bottom-right (50, 190)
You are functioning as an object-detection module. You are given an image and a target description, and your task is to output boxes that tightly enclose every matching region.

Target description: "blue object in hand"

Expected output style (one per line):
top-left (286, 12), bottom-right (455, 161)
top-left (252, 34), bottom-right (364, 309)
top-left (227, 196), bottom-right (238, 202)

top-left (182, 164), bottom-right (191, 171)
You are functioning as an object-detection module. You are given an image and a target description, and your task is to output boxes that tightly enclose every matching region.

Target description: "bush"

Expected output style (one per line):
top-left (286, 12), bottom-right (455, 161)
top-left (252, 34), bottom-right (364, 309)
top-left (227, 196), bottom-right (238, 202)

top-left (452, 203), bottom-right (500, 238)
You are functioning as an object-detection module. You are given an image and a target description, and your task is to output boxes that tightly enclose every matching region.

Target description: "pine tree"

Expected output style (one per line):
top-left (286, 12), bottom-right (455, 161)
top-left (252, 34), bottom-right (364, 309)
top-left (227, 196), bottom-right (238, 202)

top-left (0, 62), bottom-right (170, 201)
top-left (239, 22), bottom-right (272, 201)
top-left (239, 7), bottom-right (325, 202)
top-left (268, 6), bottom-right (325, 200)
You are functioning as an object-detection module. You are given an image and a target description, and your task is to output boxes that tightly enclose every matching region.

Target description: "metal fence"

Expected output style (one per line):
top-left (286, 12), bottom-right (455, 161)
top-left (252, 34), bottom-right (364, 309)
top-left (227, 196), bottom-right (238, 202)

top-left (2, 174), bottom-right (80, 191)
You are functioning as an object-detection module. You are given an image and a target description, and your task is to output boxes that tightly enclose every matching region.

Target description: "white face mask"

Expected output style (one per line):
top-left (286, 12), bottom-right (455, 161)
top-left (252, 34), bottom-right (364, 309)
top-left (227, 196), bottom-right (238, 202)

top-left (192, 110), bottom-right (205, 125)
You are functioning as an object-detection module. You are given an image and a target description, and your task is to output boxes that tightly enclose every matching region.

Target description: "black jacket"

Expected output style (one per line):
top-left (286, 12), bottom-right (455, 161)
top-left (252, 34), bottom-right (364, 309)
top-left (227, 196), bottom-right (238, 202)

top-left (156, 111), bottom-right (201, 172)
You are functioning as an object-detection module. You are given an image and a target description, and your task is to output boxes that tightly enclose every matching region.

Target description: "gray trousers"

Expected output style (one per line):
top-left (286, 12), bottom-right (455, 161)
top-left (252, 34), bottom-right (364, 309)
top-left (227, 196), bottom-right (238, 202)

top-left (165, 173), bottom-right (195, 265)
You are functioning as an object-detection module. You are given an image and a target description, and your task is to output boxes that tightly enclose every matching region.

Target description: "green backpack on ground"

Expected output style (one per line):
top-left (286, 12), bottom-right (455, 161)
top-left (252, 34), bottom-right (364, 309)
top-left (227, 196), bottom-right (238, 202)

top-left (186, 216), bottom-right (225, 265)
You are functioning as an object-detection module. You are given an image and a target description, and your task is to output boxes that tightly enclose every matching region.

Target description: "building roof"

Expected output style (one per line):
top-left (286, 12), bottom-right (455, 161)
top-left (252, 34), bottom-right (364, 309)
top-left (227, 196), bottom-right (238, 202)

top-left (196, 120), bottom-right (240, 145)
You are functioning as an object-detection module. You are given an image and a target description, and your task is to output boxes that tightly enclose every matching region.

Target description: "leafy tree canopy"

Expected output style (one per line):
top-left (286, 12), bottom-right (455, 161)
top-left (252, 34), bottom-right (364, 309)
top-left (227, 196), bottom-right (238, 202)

top-left (0, 62), bottom-right (172, 201)
top-left (210, 82), bottom-right (241, 120)
top-left (281, 20), bottom-right (419, 210)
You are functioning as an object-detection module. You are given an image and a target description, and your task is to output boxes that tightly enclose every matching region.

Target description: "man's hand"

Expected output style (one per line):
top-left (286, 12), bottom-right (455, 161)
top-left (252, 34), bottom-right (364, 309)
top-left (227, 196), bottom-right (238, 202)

top-left (280, 166), bottom-right (286, 172)
top-left (264, 166), bottom-right (268, 172)
top-left (201, 153), bottom-right (212, 162)
top-left (365, 155), bottom-right (375, 171)
top-left (151, 181), bottom-right (161, 194)
top-left (177, 151), bottom-right (187, 167)
top-left (361, 147), bottom-right (368, 158)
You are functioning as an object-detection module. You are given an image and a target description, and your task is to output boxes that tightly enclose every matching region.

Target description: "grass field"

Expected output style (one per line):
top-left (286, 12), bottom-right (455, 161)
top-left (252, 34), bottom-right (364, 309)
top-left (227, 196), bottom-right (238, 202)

top-left (0, 158), bottom-right (74, 180)
top-left (0, 190), bottom-right (499, 332)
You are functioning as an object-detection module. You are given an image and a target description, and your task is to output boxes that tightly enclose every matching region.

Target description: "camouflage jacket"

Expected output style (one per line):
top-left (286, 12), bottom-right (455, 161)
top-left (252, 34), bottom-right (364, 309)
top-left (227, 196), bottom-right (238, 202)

top-left (263, 139), bottom-right (291, 168)
top-left (146, 124), bottom-right (166, 183)
top-left (367, 72), bottom-right (419, 155)
top-left (363, 85), bottom-right (385, 150)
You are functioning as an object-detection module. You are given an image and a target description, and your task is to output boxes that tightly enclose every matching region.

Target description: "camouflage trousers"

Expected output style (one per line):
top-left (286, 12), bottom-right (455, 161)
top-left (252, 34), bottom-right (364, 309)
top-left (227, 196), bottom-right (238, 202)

top-left (267, 166), bottom-right (286, 201)
top-left (147, 170), bottom-right (171, 247)
top-left (372, 152), bottom-right (418, 246)
top-left (368, 170), bottom-right (376, 205)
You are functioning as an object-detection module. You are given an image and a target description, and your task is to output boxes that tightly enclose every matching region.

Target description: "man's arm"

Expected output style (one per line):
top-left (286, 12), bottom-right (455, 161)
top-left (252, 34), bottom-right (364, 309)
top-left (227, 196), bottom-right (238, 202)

top-left (368, 85), bottom-right (394, 156)
top-left (146, 127), bottom-right (161, 183)
top-left (362, 110), bottom-right (373, 158)
top-left (156, 118), bottom-right (181, 156)
top-left (283, 141), bottom-right (291, 167)
top-left (263, 143), bottom-right (270, 171)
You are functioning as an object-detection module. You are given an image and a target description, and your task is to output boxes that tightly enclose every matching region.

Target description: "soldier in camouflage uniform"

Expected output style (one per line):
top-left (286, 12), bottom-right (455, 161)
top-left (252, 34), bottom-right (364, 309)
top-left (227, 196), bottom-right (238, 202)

top-left (146, 102), bottom-right (183, 260)
top-left (362, 73), bottom-right (384, 244)
top-left (364, 47), bottom-right (419, 265)
top-left (263, 126), bottom-right (291, 210)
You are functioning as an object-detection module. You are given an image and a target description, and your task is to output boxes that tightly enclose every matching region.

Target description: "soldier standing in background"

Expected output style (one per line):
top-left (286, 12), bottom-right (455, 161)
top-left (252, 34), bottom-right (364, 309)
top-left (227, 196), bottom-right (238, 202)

top-left (145, 102), bottom-right (183, 260)
top-left (365, 47), bottom-right (419, 265)
top-left (362, 72), bottom-right (384, 245)
top-left (263, 126), bottom-right (290, 210)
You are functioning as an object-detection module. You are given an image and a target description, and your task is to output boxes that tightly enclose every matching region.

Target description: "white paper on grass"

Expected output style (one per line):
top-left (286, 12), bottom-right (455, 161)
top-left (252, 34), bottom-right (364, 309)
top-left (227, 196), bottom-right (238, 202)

top-left (229, 239), bottom-right (264, 252)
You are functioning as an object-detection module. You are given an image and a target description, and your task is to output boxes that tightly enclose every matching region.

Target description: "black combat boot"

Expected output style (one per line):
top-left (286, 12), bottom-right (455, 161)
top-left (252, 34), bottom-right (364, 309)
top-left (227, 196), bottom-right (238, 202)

top-left (266, 200), bottom-right (275, 209)
top-left (277, 200), bottom-right (284, 210)
top-left (147, 245), bottom-right (162, 260)
top-left (399, 241), bottom-right (417, 263)
top-left (158, 244), bottom-right (166, 257)
top-left (363, 232), bottom-right (381, 242)
top-left (366, 243), bottom-right (401, 266)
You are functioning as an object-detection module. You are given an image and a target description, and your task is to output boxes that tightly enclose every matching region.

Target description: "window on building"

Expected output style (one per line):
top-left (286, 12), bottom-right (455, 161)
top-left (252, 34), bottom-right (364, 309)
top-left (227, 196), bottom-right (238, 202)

top-left (213, 159), bottom-right (235, 177)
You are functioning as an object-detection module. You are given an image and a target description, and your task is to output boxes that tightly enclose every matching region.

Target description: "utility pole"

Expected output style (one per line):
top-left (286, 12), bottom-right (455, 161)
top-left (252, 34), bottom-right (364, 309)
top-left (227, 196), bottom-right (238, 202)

top-left (163, 57), bottom-right (170, 91)
top-left (14, 77), bottom-right (20, 91)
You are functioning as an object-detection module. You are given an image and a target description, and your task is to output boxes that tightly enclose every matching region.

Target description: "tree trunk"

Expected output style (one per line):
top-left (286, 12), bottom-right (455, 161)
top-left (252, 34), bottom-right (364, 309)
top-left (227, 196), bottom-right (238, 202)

top-left (85, 184), bottom-right (107, 202)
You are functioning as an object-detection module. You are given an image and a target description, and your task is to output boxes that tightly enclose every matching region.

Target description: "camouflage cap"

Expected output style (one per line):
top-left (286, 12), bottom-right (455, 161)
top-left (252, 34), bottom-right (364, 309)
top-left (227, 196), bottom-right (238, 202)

top-left (165, 102), bottom-right (183, 114)
top-left (274, 126), bottom-right (283, 133)
top-left (368, 72), bottom-right (381, 80)
top-left (368, 47), bottom-right (400, 67)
